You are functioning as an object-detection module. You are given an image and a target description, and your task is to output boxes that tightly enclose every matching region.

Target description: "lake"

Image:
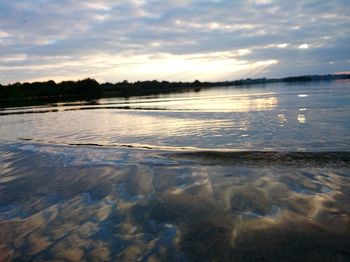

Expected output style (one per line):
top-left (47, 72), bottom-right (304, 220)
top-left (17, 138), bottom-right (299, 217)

top-left (1, 81), bottom-right (350, 261)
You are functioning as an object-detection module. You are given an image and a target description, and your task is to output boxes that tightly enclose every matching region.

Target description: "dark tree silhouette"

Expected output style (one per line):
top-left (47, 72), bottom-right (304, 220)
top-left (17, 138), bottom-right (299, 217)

top-left (1, 74), bottom-right (349, 107)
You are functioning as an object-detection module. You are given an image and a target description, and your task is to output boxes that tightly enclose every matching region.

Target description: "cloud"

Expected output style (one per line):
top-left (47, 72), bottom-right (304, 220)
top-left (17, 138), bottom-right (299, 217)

top-left (0, 0), bottom-right (349, 83)
top-left (299, 44), bottom-right (309, 49)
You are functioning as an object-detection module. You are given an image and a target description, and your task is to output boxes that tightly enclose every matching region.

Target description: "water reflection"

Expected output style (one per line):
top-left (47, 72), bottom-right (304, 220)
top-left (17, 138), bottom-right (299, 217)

top-left (0, 94), bottom-right (279, 150)
top-left (298, 114), bottom-right (306, 124)
top-left (0, 143), bottom-right (349, 261)
top-left (0, 81), bottom-right (350, 151)
top-left (133, 94), bottom-right (278, 112)
top-left (277, 113), bottom-right (287, 126)
top-left (0, 93), bottom-right (278, 115)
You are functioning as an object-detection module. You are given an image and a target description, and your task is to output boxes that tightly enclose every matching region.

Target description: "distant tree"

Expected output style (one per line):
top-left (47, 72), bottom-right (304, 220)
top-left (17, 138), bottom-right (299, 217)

top-left (46, 80), bottom-right (56, 88)
top-left (193, 80), bottom-right (201, 86)
top-left (75, 78), bottom-right (101, 95)
top-left (283, 76), bottom-right (312, 82)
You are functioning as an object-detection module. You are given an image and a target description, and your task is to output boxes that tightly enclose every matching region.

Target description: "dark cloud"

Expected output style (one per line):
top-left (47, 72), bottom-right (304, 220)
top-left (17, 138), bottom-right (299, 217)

top-left (0, 0), bottom-right (349, 83)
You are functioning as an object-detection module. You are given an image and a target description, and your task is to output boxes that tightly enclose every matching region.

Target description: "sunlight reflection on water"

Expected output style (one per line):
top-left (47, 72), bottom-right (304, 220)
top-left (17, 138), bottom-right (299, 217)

top-left (0, 81), bottom-right (349, 151)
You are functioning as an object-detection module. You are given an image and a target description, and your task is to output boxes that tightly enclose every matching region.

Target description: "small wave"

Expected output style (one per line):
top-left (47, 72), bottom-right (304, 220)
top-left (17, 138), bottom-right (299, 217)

top-left (171, 151), bottom-right (350, 166)
top-left (12, 138), bottom-right (350, 166)
top-left (0, 106), bottom-right (169, 116)
top-left (16, 138), bottom-right (199, 152)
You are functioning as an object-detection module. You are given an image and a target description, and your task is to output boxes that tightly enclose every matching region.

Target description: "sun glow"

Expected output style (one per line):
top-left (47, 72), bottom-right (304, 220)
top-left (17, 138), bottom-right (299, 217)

top-left (107, 54), bottom-right (278, 82)
top-left (9, 51), bottom-right (278, 83)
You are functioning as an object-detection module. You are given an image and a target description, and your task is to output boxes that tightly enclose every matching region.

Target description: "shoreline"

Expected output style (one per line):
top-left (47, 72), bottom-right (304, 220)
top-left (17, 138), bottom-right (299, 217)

top-left (1, 74), bottom-right (349, 108)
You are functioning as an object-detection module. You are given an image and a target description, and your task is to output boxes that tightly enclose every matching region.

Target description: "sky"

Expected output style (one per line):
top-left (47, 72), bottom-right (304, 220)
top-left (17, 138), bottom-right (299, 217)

top-left (0, 0), bottom-right (349, 84)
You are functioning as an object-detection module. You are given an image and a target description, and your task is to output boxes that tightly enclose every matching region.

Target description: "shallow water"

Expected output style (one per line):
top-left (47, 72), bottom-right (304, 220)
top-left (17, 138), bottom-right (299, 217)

top-left (0, 81), bottom-right (350, 261)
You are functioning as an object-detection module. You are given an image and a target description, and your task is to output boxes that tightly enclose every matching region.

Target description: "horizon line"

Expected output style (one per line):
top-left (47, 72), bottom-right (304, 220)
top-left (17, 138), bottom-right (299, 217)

top-left (2, 72), bottom-right (350, 86)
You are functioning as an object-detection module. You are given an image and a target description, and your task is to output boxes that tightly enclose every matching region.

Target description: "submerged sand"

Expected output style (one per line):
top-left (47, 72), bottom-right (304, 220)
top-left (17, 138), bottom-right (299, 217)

top-left (0, 142), bottom-right (349, 261)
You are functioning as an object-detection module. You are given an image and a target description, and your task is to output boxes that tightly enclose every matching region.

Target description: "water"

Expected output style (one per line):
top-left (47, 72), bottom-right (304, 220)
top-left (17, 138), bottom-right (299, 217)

top-left (0, 81), bottom-right (350, 261)
top-left (1, 81), bottom-right (349, 151)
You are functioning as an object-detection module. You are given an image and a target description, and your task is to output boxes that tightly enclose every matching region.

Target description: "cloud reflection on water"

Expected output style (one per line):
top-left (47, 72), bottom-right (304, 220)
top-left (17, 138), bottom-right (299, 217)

top-left (1, 82), bottom-right (349, 152)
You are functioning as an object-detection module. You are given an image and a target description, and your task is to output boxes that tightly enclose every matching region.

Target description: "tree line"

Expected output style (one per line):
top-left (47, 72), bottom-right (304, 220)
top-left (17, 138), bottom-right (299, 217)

top-left (1, 74), bottom-right (349, 100)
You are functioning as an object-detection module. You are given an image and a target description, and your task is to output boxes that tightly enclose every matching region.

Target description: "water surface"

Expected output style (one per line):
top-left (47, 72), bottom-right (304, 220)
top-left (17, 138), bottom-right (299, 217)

top-left (0, 81), bottom-right (350, 261)
top-left (1, 81), bottom-right (349, 151)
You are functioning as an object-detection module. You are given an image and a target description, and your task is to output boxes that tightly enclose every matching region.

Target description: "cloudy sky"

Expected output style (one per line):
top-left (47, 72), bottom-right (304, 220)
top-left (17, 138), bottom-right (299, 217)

top-left (0, 0), bottom-right (349, 83)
